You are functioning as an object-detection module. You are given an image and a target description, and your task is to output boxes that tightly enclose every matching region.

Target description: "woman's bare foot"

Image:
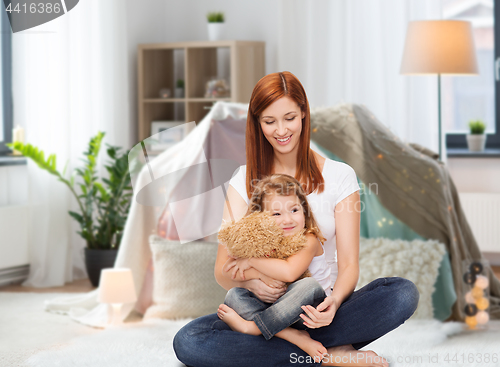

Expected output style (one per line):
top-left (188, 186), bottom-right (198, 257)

top-left (321, 344), bottom-right (389, 367)
top-left (279, 328), bottom-right (327, 362)
top-left (217, 304), bottom-right (261, 336)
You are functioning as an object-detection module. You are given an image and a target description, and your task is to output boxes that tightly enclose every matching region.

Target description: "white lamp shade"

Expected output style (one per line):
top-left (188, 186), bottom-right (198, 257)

top-left (98, 268), bottom-right (137, 304)
top-left (400, 20), bottom-right (478, 75)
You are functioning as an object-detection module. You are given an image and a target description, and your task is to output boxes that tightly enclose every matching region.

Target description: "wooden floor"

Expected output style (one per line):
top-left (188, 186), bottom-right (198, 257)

top-left (2, 267), bottom-right (500, 294)
top-left (0, 278), bottom-right (95, 293)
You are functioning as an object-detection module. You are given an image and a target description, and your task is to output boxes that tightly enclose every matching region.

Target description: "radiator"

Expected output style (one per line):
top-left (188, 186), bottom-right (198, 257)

top-left (0, 265), bottom-right (29, 287)
top-left (459, 193), bottom-right (500, 254)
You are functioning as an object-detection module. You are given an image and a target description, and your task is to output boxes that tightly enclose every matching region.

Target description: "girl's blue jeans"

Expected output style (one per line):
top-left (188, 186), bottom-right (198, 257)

top-left (224, 277), bottom-right (326, 340)
top-left (174, 276), bottom-right (419, 367)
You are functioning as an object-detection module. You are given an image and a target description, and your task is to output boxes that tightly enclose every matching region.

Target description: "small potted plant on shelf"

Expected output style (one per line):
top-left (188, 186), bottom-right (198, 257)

top-left (207, 12), bottom-right (225, 41)
top-left (467, 120), bottom-right (487, 152)
top-left (7, 132), bottom-right (140, 287)
top-left (175, 79), bottom-right (185, 98)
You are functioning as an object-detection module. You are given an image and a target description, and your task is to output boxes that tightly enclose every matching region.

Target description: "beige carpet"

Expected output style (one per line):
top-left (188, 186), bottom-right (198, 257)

top-left (0, 292), bottom-right (140, 367)
top-left (2, 292), bottom-right (500, 367)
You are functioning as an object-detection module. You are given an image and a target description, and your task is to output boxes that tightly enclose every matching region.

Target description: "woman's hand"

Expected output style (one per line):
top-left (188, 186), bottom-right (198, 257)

top-left (223, 258), bottom-right (252, 280)
top-left (245, 279), bottom-right (286, 303)
top-left (300, 295), bottom-right (340, 328)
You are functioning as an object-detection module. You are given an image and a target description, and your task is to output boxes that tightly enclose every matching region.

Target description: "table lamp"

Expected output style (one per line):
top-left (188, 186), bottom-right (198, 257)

top-left (400, 20), bottom-right (478, 160)
top-left (98, 268), bottom-right (137, 326)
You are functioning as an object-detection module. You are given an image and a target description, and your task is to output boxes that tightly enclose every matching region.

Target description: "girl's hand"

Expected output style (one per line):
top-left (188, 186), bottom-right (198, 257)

top-left (223, 258), bottom-right (252, 280)
top-left (300, 295), bottom-right (339, 328)
top-left (259, 273), bottom-right (286, 289)
top-left (246, 279), bottom-right (286, 303)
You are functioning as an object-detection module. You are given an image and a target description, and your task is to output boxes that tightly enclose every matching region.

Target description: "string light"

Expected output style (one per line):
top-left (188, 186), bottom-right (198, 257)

top-left (476, 297), bottom-right (489, 311)
top-left (476, 311), bottom-right (489, 324)
top-left (475, 275), bottom-right (489, 289)
top-left (465, 316), bottom-right (478, 328)
top-left (471, 286), bottom-right (483, 299)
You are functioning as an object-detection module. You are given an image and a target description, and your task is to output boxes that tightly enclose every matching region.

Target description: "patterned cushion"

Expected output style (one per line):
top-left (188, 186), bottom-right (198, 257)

top-left (144, 235), bottom-right (227, 320)
top-left (357, 237), bottom-right (446, 319)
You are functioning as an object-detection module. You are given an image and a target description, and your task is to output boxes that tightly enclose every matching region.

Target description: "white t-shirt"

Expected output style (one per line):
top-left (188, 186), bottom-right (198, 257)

top-left (228, 158), bottom-right (360, 290)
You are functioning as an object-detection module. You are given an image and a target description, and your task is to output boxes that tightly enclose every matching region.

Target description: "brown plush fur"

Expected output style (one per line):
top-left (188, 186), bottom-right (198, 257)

top-left (218, 211), bottom-right (311, 282)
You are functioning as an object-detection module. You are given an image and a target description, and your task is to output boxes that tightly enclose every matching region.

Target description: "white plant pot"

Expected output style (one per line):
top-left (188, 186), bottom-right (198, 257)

top-left (174, 87), bottom-right (184, 98)
top-left (207, 23), bottom-right (225, 41)
top-left (466, 134), bottom-right (486, 152)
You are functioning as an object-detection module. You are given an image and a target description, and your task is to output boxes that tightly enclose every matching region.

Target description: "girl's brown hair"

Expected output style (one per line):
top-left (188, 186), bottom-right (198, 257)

top-left (247, 174), bottom-right (326, 244)
top-left (245, 71), bottom-right (324, 199)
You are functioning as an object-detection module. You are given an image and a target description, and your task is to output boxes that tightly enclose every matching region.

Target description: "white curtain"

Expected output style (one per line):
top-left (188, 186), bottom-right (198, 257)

top-left (12, 0), bottom-right (131, 287)
top-left (278, 0), bottom-right (442, 152)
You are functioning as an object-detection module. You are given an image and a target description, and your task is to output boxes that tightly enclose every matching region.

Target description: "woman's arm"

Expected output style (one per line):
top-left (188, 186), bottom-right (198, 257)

top-left (330, 191), bottom-right (360, 305)
top-left (299, 191), bottom-right (360, 328)
top-left (226, 234), bottom-right (318, 282)
top-left (214, 184), bottom-right (249, 290)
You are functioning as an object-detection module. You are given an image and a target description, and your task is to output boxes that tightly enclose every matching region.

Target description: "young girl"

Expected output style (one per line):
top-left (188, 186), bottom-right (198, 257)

top-left (217, 173), bottom-right (331, 362)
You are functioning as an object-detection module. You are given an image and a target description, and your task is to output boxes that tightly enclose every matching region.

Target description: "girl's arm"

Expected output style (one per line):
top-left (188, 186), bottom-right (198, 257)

top-left (225, 234), bottom-right (319, 283)
top-left (215, 185), bottom-right (286, 299)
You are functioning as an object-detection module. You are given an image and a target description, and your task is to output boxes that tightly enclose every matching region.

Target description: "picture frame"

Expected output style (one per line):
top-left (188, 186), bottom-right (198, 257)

top-left (149, 121), bottom-right (188, 152)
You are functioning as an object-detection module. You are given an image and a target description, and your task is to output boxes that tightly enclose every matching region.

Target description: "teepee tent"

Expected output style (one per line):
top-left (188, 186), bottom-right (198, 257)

top-left (45, 101), bottom-right (498, 325)
top-left (311, 103), bottom-right (500, 321)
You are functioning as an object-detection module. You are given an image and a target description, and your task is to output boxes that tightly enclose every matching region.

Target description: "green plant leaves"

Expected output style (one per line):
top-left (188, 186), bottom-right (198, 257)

top-left (6, 132), bottom-right (133, 251)
top-left (468, 120), bottom-right (486, 135)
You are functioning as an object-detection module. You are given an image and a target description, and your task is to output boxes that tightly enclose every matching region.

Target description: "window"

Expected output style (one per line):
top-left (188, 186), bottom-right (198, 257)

top-left (444, 0), bottom-right (500, 149)
top-left (0, 7), bottom-right (12, 155)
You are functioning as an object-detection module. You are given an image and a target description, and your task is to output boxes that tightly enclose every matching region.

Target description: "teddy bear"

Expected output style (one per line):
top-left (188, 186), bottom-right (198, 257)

top-left (217, 210), bottom-right (311, 283)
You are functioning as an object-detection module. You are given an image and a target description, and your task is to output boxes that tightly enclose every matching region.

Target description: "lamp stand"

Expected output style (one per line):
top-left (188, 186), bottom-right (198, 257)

top-left (438, 74), bottom-right (442, 161)
top-left (110, 303), bottom-right (124, 326)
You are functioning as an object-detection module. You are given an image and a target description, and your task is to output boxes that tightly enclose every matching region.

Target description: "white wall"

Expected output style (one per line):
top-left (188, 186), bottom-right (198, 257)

top-left (0, 165), bottom-right (29, 269)
top-left (123, 0), bottom-right (280, 146)
top-left (448, 158), bottom-right (500, 193)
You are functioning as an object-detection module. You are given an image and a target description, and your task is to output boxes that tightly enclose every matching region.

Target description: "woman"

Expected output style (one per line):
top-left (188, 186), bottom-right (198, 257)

top-left (174, 71), bottom-right (419, 367)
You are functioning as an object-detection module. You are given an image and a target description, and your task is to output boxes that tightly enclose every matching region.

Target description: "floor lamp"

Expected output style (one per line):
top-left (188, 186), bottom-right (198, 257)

top-left (400, 20), bottom-right (478, 161)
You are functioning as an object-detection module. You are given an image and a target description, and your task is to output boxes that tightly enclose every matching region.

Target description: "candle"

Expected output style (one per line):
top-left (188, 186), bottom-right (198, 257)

top-left (12, 125), bottom-right (25, 155)
top-left (12, 125), bottom-right (25, 143)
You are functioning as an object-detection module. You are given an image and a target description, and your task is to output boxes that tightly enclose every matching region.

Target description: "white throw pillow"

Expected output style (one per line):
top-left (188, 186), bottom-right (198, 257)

top-left (144, 235), bottom-right (227, 320)
top-left (357, 237), bottom-right (446, 319)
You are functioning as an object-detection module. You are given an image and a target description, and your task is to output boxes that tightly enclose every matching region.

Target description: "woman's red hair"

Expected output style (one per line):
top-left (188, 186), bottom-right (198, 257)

top-left (245, 71), bottom-right (324, 199)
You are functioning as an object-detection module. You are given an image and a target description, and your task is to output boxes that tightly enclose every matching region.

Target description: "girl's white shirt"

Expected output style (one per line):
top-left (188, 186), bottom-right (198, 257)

top-left (228, 158), bottom-right (360, 292)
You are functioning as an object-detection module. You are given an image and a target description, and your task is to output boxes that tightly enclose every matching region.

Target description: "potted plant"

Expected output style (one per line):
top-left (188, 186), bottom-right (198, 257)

top-left (175, 79), bottom-right (185, 98)
top-left (467, 120), bottom-right (487, 152)
top-left (207, 12), bottom-right (225, 41)
top-left (7, 132), bottom-right (139, 287)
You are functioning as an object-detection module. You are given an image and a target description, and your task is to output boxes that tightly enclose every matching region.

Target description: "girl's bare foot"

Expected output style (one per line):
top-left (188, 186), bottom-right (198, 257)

top-left (217, 304), bottom-right (261, 335)
top-left (280, 329), bottom-right (327, 362)
top-left (321, 344), bottom-right (389, 367)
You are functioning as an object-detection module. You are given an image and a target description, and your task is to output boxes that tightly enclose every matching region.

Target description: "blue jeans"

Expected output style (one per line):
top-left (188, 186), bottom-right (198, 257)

top-left (174, 277), bottom-right (419, 367)
top-left (224, 277), bottom-right (326, 340)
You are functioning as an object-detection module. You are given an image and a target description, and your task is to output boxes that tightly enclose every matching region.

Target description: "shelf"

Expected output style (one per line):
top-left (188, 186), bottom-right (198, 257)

top-left (144, 98), bottom-right (186, 103)
top-left (143, 98), bottom-right (231, 103)
top-left (137, 40), bottom-right (265, 142)
top-left (141, 48), bottom-right (185, 99)
top-left (188, 98), bottom-right (231, 102)
top-left (186, 47), bottom-right (230, 99)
